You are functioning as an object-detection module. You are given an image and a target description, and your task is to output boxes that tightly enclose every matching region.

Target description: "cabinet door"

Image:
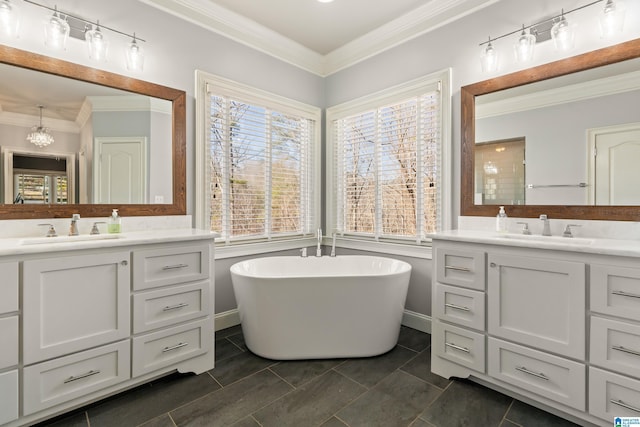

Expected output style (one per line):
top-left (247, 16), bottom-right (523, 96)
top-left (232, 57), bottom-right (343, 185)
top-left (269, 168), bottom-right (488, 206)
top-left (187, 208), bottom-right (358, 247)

top-left (589, 367), bottom-right (640, 422)
top-left (23, 251), bottom-right (131, 365)
top-left (0, 370), bottom-right (18, 425)
top-left (435, 246), bottom-right (485, 290)
top-left (133, 244), bottom-right (210, 291)
top-left (488, 338), bottom-right (585, 411)
top-left (488, 254), bottom-right (585, 359)
top-left (591, 264), bottom-right (640, 322)
top-left (434, 283), bottom-right (485, 331)
top-left (0, 261), bottom-right (18, 314)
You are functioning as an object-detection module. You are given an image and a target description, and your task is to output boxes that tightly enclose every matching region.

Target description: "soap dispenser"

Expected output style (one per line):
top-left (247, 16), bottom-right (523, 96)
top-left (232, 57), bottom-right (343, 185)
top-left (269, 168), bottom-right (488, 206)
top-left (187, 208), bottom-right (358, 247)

top-left (108, 209), bottom-right (122, 234)
top-left (496, 206), bottom-right (508, 233)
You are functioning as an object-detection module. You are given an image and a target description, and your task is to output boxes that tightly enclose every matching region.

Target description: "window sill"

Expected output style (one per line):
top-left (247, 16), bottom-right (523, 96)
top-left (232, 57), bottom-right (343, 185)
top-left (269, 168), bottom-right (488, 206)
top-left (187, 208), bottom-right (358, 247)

top-left (332, 237), bottom-right (433, 260)
top-left (214, 237), bottom-right (317, 259)
top-left (214, 236), bottom-right (433, 260)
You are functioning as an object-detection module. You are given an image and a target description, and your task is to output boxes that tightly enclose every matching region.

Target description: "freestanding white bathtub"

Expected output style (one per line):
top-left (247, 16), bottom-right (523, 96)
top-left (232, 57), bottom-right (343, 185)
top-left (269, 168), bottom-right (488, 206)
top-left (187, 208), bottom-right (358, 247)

top-left (230, 255), bottom-right (412, 360)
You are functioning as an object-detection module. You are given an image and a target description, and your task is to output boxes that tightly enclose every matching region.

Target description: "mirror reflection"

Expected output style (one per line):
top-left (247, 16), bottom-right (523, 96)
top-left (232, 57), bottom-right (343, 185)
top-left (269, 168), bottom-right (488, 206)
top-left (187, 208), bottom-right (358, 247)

top-left (0, 62), bottom-right (173, 205)
top-left (474, 57), bottom-right (640, 206)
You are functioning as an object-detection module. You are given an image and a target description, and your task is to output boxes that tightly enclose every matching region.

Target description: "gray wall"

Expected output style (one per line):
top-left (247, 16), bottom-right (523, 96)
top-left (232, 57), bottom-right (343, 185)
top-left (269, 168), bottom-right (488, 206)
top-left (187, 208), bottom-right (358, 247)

top-left (5, 0), bottom-right (640, 321)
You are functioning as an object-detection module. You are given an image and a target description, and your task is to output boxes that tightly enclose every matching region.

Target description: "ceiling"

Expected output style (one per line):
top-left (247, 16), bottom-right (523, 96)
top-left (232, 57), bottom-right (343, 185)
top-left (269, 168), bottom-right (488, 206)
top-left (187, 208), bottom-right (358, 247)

top-left (140, 0), bottom-right (499, 76)
top-left (209, 0), bottom-right (432, 55)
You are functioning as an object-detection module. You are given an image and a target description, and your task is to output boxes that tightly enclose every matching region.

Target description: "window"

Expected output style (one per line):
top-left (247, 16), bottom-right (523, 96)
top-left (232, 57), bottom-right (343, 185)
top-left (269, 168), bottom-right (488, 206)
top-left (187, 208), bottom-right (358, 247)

top-left (327, 70), bottom-right (451, 245)
top-left (196, 72), bottom-right (321, 246)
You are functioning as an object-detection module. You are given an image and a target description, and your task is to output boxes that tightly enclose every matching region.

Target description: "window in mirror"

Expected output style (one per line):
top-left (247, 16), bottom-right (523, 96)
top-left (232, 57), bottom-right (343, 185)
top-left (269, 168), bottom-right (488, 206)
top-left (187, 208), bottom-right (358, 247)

top-left (475, 138), bottom-right (525, 206)
top-left (14, 172), bottom-right (68, 204)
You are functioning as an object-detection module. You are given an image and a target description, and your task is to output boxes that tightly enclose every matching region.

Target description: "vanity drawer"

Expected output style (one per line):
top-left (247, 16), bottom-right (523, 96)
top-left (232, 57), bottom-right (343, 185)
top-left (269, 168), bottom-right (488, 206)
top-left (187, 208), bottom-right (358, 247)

top-left (133, 280), bottom-right (211, 333)
top-left (590, 316), bottom-right (640, 379)
top-left (132, 318), bottom-right (211, 376)
top-left (591, 264), bottom-right (640, 322)
top-left (133, 244), bottom-right (210, 290)
top-left (0, 370), bottom-right (18, 425)
top-left (435, 246), bottom-right (485, 290)
top-left (23, 340), bottom-right (130, 415)
top-left (0, 261), bottom-right (18, 313)
top-left (589, 367), bottom-right (640, 422)
top-left (433, 320), bottom-right (485, 373)
top-left (488, 338), bottom-right (585, 411)
top-left (0, 316), bottom-right (18, 369)
top-left (434, 283), bottom-right (485, 331)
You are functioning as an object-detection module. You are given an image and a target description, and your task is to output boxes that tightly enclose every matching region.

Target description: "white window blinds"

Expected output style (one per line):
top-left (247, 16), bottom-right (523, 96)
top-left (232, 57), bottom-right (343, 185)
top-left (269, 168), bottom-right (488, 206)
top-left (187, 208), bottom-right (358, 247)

top-left (207, 89), bottom-right (317, 243)
top-left (330, 79), bottom-right (443, 243)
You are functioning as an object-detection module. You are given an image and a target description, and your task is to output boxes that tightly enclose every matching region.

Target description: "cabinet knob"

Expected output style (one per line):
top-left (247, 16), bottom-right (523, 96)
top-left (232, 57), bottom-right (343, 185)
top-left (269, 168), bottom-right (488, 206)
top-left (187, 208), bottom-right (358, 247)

top-left (490, 262), bottom-right (497, 268)
top-left (121, 260), bottom-right (128, 266)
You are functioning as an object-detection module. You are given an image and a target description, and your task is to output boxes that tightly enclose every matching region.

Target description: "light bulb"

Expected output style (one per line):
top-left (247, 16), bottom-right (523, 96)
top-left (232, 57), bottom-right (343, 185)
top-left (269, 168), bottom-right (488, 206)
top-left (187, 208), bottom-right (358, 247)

top-left (600, 0), bottom-right (625, 38)
top-left (551, 12), bottom-right (575, 51)
top-left (44, 8), bottom-right (69, 50)
top-left (126, 34), bottom-right (144, 72)
top-left (514, 26), bottom-right (535, 62)
top-left (480, 40), bottom-right (498, 73)
top-left (85, 22), bottom-right (108, 61)
top-left (0, 0), bottom-right (19, 38)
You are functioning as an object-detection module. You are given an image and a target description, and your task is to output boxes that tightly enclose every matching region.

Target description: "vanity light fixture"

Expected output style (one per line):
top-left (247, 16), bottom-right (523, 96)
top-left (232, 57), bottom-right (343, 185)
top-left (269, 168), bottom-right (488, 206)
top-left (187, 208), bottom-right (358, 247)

top-left (85, 20), bottom-right (108, 61)
top-left (480, 37), bottom-right (498, 73)
top-left (23, 0), bottom-right (146, 71)
top-left (478, 0), bottom-right (625, 72)
top-left (26, 106), bottom-right (54, 148)
top-left (0, 0), bottom-right (19, 38)
top-left (317, 0), bottom-right (335, 3)
top-left (600, 0), bottom-right (626, 38)
top-left (551, 9), bottom-right (575, 51)
top-left (126, 33), bottom-right (144, 72)
top-left (43, 5), bottom-right (69, 50)
top-left (514, 25), bottom-right (536, 62)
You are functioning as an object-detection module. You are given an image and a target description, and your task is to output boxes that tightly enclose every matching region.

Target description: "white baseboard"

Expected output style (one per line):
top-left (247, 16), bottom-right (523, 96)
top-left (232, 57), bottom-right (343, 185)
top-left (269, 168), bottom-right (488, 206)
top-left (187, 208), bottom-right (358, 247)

top-left (214, 309), bottom-right (241, 331)
top-left (402, 310), bottom-right (432, 334)
top-left (214, 308), bottom-right (431, 334)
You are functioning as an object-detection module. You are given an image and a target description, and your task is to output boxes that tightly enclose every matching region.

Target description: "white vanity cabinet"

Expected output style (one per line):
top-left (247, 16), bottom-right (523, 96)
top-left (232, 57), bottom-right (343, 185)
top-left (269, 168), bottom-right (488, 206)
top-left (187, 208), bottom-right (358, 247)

top-left (431, 235), bottom-right (640, 427)
top-left (1, 231), bottom-right (215, 427)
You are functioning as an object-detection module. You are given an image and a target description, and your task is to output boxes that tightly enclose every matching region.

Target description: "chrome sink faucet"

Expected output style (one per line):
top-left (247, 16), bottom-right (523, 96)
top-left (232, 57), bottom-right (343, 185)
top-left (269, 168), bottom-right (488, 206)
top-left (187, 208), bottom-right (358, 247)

top-left (69, 213), bottom-right (80, 236)
top-left (539, 214), bottom-right (551, 236)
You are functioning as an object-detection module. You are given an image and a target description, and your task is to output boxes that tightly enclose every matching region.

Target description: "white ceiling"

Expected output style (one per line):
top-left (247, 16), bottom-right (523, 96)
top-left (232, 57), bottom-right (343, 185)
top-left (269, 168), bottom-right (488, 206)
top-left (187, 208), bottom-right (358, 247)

top-left (209, 0), bottom-right (432, 55)
top-left (140, 0), bottom-right (499, 76)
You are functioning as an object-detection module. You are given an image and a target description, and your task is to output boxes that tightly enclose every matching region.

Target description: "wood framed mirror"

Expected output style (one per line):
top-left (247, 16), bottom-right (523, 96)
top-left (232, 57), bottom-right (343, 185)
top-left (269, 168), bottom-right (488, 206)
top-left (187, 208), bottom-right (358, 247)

top-left (461, 38), bottom-right (640, 221)
top-left (0, 44), bottom-right (186, 219)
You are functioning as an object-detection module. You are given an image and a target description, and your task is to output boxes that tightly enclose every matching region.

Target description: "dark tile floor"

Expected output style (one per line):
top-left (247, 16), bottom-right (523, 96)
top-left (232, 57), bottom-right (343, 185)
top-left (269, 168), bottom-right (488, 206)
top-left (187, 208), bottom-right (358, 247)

top-left (39, 326), bottom-right (582, 427)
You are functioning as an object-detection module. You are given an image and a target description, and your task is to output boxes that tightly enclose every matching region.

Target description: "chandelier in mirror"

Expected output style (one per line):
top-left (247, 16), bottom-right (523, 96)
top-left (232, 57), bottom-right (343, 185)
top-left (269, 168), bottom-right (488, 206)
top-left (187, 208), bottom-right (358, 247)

top-left (26, 105), bottom-right (54, 148)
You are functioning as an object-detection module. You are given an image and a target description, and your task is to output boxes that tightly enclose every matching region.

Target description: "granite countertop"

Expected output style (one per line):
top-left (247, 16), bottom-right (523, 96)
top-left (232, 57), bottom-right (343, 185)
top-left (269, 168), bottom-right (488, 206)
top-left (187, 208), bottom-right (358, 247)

top-left (0, 229), bottom-right (218, 256)
top-left (430, 229), bottom-right (640, 258)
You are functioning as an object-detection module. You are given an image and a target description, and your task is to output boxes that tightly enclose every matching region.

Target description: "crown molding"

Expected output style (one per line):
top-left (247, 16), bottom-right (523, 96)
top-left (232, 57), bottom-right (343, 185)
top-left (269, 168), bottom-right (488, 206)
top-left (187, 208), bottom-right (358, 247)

top-left (0, 111), bottom-right (80, 133)
top-left (138, 0), bottom-right (325, 75)
top-left (476, 70), bottom-right (640, 119)
top-left (139, 0), bottom-right (497, 76)
top-left (324, 0), bottom-right (500, 75)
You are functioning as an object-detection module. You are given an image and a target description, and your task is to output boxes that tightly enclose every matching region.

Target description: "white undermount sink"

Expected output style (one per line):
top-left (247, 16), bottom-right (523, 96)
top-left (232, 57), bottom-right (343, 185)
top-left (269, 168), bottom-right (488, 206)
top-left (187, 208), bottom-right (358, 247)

top-left (496, 233), bottom-right (594, 246)
top-left (20, 234), bottom-right (124, 245)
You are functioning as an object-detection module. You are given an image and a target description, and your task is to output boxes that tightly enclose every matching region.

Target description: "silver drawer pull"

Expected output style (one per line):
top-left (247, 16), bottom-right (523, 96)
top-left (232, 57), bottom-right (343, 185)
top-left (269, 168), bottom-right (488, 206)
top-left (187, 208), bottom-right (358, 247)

top-left (612, 290), bottom-right (640, 299)
top-left (611, 399), bottom-right (640, 413)
top-left (515, 366), bottom-right (549, 381)
top-left (445, 342), bottom-right (470, 353)
top-left (162, 263), bottom-right (189, 271)
top-left (162, 342), bottom-right (189, 353)
top-left (163, 302), bottom-right (189, 312)
top-left (612, 345), bottom-right (640, 357)
top-left (445, 303), bottom-right (471, 312)
top-left (63, 370), bottom-right (101, 384)
top-left (444, 265), bottom-right (472, 273)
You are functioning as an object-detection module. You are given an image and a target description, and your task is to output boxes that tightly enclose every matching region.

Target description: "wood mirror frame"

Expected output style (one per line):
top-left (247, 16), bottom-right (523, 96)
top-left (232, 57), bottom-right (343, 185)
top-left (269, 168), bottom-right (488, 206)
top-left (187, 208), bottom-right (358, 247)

top-left (461, 38), bottom-right (640, 221)
top-left (0, 44), bottom-right (186, 219)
